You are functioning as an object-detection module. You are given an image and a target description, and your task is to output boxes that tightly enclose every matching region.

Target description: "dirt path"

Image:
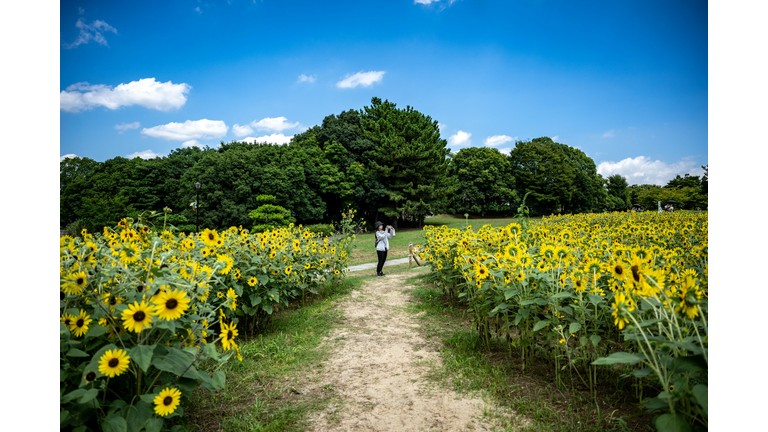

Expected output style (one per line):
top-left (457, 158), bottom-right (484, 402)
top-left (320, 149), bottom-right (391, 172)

top-left (306, 271), bottom-right (520, 432)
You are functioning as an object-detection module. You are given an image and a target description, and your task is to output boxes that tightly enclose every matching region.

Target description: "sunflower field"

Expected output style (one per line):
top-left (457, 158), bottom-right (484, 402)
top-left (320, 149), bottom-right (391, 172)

top-left (422, 211), bottom-right (708, 431)
top-left (60, 210), bottom-right (355, 431)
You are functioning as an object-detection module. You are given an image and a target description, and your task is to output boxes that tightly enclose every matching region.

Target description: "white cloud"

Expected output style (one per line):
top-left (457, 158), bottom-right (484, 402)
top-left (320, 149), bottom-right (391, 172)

top-left (182, 140), bottom-right (205, 148)
top-left (141, 119), bottom-right (228, 141)
top-left (240, 134), bottom-right (294, 145)
top-left (64, 18), bottom-right (118, 49)
top-left (126, 150), bottom-right (164, 160)
top-left (78, 7), bottom-right (85, 14)
top-left (497, 148), bottom-right (513, 155)
top-left (251, 116), bottom-right (302, 133)
top-left (297, 74), bottom-right (316, 83)
top-left (414, 0), bottom-right (460, 7)
top-left (61, 78), bottom-right (191, 113)
top-left (336, 71), bottom-right (386, 88)
top-left (484, 135), bottom-right (515, 147)
top-left (552, 135), bottom-right (559, 141)
top-left (232, 124), bottom-right (254, 137)
top-left (438, 123), bottom-right (447, 132)
top-left (115, 122), bottom-right (140, 134)
top-left (597, 156), bottom-right (705, 186)
top-left (60, 154), bottom-right (78, 162)
top-left (195, 7), bottom-right (201, 13)
top-left (602, 130), bottom-right (615, 138)
top-left (448, 130), bottom-right (472, 147)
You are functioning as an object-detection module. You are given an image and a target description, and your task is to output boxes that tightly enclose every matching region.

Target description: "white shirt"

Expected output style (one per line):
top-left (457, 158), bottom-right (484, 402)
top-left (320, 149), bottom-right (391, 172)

top-left (375, 228), bottom-right (395, 251)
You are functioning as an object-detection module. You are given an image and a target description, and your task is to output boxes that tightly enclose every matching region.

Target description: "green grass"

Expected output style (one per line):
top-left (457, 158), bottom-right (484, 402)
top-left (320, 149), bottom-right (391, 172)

top-left (184, 279), bottom-right (358, 432)
top-left (402, 273), bottom-right (652, 432)
top-left (345, 214), bottom-right (533, 267)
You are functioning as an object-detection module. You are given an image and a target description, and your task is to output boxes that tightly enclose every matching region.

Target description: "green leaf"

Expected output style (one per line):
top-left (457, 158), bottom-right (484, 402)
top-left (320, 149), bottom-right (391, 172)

top-left (144, 418), bottom-right (163, 432)
top-left (61, 388), bottom-right (87, 404)
top-left (589, 334), bottom-right (601, 347)
top-left (263, 303), bottom-right (273, 314)
top-left (130, 345), bottom-right (155, 373)
top-left (204, 341), bottom-right (220, 360)
top-left (568, 322), bottom-right (582, 334)
top-left (533, 320), bottom-right (550, 332)
top-left (692, 384), bottom-right (707, 415)
top-left (551, 292), bottom-right (572, 300)
top-left (160, 347), bottom-right (200, 379)
top-left (85, 324), bottom-right (108, 339)
top-left (101, 415), bottom-right (128, 432)
top-left (669, 354), bottom-right (707, 373)
top-left (638, 318), bottom-right (661, 328)
top-left (504, 288), bottom-right (519, 300)
top-left (60, 410), bottom-right (70, 427)
top-left (140, 393), bottom-right (157, 404)
top-left (629, 368), bottom-right (652, 378)
top-left (587, 294), bottom-right (603, 306)
top-left (213, 370), bottom-right (226, 389)
top-left (592, 352), bottom-right (644, 365)
top-left (79, 388), bottom-right (99, 404)
top-left (655, 413), bottom-right (691, 432)
top-left (519, 299), bottom-right (537, 306)
top-left (67, 348), bottom-right (90, 357)
top-left (125, 401), bottom-right (153, 432)
top-left (668, 341), bottom-right (703, 355)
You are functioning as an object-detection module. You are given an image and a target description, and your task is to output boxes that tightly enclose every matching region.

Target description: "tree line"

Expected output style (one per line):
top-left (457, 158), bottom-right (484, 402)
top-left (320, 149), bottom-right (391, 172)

top-left (60, 97), bottom-right (708, 232)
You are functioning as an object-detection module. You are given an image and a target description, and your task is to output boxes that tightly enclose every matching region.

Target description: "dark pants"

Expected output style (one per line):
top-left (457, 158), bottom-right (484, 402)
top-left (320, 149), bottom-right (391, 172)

top-left (376, 250), bottom-right (388, 274)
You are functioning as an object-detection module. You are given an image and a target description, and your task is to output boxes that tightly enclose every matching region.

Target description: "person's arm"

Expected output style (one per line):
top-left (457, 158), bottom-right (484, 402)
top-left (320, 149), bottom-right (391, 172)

top-left (387, 227), bottom-right (395, 238)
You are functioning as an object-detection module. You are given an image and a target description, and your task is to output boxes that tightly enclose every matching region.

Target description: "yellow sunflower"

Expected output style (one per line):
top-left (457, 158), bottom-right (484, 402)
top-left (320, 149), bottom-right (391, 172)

top-left (98, 349), bottom-right (131, 378)
top-left (120, 243), bottom-right (141, 264)
top-left (153, 387), bottom-right (182, 416)
top-left (248, 276), bottom-right (258, 286)
top-left (69, 309), bottom-right (92, 337)
top-left (220, 321), bottom-right (239, 351)
top-left (152, 288), bottom-right (191, 320)
top-left (200, 228), bottom-right (220, 247)
top-left (121, 300), bottom-right (156, 333)
top-left (63, 270), bottom-right (88, 295)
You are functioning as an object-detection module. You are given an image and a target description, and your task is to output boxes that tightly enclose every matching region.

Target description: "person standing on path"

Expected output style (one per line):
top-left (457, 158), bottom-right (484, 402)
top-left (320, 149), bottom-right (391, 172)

top-left (374, 221), bottom-right (395, 276)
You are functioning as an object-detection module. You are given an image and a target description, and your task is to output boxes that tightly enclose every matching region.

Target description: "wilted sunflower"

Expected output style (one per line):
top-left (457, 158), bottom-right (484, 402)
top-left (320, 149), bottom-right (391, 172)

top-left (121, 300), bottom-right (156, 333)
top-left (153, 288), bottom-right (191, 320)
top-left (99, 349), bottom-right (130, 378)
top-left (69, 309), bottom-right (92, 337)
top-left (220, 321), bottom-right (239, 351)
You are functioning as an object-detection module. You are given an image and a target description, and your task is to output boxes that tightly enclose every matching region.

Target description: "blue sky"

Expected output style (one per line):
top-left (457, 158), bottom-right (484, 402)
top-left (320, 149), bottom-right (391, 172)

top-left (60, 0), bottom-right (708, 185)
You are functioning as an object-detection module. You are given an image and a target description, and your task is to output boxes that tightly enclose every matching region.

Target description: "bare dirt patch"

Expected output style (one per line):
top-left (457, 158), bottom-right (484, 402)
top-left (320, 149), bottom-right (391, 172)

top-left (306, 271), bottom-right (527, 431)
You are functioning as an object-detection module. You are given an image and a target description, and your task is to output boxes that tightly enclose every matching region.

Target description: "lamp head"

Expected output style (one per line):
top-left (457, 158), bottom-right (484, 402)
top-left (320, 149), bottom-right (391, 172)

top-left (195, 182), bottom-right (201, 190)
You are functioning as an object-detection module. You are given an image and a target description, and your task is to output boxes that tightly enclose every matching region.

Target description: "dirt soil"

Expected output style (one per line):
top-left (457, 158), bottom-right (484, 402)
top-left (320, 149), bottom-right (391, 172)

top-left (305, 271), bottom-right (527, 432)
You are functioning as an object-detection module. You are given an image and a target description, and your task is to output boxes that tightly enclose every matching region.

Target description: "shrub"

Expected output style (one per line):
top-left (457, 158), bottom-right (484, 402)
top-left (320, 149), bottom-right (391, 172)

top-left (305, 223), bottom-right (335, 237)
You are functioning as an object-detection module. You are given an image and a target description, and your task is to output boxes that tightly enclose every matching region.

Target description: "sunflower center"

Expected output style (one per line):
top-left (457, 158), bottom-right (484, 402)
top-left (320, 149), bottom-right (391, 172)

top-left (208, 233), bottom-right (214, 240)
top-left (64, 318), bottom-right (72, 326)
top-left (110, 297), bottom-right (117, 306)
top-left (163, 396), bottom-right (173, 406)
top-left (166, 299), bottom-right (178, 309)
top-left (108, 358), bottom-right (119, 368)
top-left (76, 318), bottom-right (84, 327)
top-left (227, 330), bottom-right (233, 339)
top-left (631, 265), bottom-right (641, 282)
top-left (77, 277), bottom-right (85, 285)
top-left (614, 265), bottom-right (623, 275)
top-left (134, 311), bottom-right (146, 322)
top-left (85, 371), bottom-right (96, 381)
top-left (137, 285), bottom-right (144, 292)
top-left (60, 291), bottom-right (65, 300)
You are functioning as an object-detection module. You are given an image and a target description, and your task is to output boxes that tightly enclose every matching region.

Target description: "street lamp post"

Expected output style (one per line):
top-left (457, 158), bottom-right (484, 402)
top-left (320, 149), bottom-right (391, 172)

top-left (195, 182), bottom-right (201, 233)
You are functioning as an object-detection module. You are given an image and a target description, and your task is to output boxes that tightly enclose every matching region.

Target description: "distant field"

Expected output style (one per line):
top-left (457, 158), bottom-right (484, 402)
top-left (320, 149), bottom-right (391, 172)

top-left (345, 214), bottom-right (535, 267)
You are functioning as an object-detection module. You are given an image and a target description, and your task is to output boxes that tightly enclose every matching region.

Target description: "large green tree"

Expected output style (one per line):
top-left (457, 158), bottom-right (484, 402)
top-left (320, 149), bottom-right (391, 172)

top-left (360, 97), bottom-right (451, 227)
top-left (606, 174), bottom-right (631, 210)
top-left (507, 137), bottom-right (577, 216)
top-left (448, 146), bottom-right (516, 216)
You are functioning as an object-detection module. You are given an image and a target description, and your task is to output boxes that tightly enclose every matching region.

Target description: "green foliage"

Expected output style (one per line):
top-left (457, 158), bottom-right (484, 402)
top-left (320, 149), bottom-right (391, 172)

top-left (247, 195), bottom-right (296, 233)
top-left (508, 138), bottom-right (576, 215)
top-left (305, 223), bottom-right (335, 237)
top-left (361, 97), bottom-right (451, 227)
top-left (448, 146), bottom-right (517, 216)
top-left (606, 174), bottom-right (631, 209)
